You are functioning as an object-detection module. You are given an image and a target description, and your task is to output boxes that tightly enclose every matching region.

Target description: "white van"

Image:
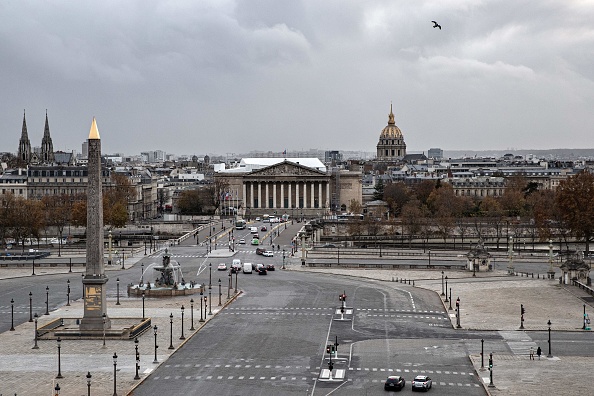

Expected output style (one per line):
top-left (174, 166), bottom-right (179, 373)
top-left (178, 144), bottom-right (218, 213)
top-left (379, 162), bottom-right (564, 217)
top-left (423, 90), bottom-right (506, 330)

top-left (232, 259), bottom-right (241, 271)
top-left (250, 226), bottom-right (258, 234)
top-left (243, 262), bottom-right (253, 274)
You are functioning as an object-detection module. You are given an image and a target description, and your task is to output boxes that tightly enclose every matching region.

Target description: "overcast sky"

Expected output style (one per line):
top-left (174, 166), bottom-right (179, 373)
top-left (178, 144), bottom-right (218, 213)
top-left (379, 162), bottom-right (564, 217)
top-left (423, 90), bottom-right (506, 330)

top-left (1, 0), bottom-right (593, 157)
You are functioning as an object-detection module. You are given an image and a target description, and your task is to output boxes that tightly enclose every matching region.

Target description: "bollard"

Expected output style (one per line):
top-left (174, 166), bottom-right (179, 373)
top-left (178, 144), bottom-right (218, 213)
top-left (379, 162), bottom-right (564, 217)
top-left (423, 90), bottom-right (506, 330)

top-left (538, 274), bottom-right (540, 279)
top-left (532, 273), bottom-right (534, 278)
top-left (413, 280), bottom-right (415, 287)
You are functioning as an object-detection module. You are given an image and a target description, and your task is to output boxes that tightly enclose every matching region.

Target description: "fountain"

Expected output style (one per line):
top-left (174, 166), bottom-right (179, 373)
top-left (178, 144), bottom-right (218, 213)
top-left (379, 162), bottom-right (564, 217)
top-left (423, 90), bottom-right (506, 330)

top-left (128, 249), bottom-right (203, 297)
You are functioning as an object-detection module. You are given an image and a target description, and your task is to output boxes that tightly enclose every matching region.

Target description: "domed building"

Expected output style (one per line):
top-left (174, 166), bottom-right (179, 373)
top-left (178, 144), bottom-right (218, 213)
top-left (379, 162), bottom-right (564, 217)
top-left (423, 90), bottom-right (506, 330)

top-left (376, 104), bottom-right (406, 161)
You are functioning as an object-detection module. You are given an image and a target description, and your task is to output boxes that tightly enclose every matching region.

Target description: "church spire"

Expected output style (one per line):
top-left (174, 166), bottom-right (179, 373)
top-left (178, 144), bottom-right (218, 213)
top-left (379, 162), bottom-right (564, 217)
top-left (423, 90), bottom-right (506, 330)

top-left (17, 110), bottom-right (32, 164)
top-left (41, 109), bottom-right (55, 163)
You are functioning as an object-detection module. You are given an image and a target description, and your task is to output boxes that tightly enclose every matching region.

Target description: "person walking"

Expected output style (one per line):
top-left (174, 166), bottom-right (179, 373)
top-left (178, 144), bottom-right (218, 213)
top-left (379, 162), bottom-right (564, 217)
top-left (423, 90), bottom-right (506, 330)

top-left (536, 346), bottom-right (542, 360)
top-left (529, 347), bottom-right (534, 360)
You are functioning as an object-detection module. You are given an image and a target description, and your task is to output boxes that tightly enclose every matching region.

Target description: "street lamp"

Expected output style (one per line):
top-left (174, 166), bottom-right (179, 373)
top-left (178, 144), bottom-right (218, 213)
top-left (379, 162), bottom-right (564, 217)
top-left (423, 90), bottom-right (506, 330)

top-left (218, 279), bottom-right (222, 306)
top-left (204, 295), bottom-right (208, 319)
top-left (142, 292), bottom-right (145, 321)
top-left (428, 250), bottom-right (431, 267)
top-left (141, 263), bottom-right (144, 286)
top-left (168, 313), bottom-right (174, 349)
top-left (547, 319), bottom-right (553, 357)
top-left (45, 286), bottom-right (50, 315)
top-left (548, 239), bottom-right (555, 279)
top-left (444, 276), bottom-right (449, 302)
top-left (449, 288), bottom-right (452, 311)
top-left (66, 279), bottom-right (70, 306)
top-left (134, 338), bottom-right (140, 380)
top-left (86, 371), bottom-right (92, 396)
top-left (441, 272), bottom-right (445, 296)
top-left (235, 269), bottom-right (238, 293)
top-left (227, 272), bottom-right (231, 300)
top-left (29, 291), bottom-right (33, 322)
top-left (54, 383), bottom-right (60, 395)
top-left (180, 305), bottom-right (186, 340)
top-left (113, 352), bottom-right (118, 396)
top-left (199, 290), bottom-right (204, 322)
top-left (56, 337), bottom-right (63, 378)
top-left (153, 325), bottom-right (159, 363)
top-left (190, 299), bottom-right (195, 331)
top-left (10, 298), bottom-right (15, 331)
top-left (116, 278), bottom-right (120, 305)
top-left (108, 230), bottom-right (112, 265)
top-left (480, 339), bottom-right (484, 370)
top-left (32, 313), bottom-right (39, 349)
top-left (507, 235), bottom-right (514, 275)
top-left (121, 251), bottom-right (125, 270)
top-left (456, 297), bottom-right (461, 328)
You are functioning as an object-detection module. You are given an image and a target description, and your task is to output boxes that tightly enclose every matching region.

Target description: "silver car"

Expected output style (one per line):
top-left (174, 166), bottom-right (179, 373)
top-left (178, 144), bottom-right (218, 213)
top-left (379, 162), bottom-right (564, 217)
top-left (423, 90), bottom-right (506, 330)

top-left (411, 375), bottom-right (432, 391)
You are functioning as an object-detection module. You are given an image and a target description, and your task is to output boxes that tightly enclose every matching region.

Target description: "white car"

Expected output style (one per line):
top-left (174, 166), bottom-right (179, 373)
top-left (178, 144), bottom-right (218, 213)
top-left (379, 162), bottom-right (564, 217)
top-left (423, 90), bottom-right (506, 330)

top-left (217, 263), bottom-right (227, 271)
top-left (238, 238), bottom-right (246, 244)
top-left (262, 251), bottom-right (274, 257)
top-left (255, 217), bottom-right (261, 221)
top-left (411, 375), bottom-right (432, 391)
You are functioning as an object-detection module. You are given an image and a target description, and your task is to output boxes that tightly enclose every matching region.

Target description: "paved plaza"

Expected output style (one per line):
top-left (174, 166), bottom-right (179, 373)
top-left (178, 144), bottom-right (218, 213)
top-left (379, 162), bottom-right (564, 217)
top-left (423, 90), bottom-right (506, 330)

top-left (1, 247), bottom-right (593, 395)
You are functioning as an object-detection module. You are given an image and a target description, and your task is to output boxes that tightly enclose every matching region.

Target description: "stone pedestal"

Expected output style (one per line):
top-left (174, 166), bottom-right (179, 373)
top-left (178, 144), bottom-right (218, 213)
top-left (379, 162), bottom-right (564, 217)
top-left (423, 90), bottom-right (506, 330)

top-left (79, 276), bottom-right (111, 330)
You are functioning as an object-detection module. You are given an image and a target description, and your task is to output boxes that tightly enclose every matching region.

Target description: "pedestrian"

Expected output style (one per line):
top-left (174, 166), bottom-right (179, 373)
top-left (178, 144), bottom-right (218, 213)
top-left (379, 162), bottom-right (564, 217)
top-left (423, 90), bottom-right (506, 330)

top-left (529, 347), bottom-right (534, 360)
top-left (536, 346), bottom-right (541, 360)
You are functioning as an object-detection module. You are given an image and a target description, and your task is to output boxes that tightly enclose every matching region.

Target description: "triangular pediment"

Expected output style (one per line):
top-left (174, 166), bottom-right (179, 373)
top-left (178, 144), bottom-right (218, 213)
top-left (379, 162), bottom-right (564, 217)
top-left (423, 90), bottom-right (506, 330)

top-left (249, 160), bottom-right (326, 177)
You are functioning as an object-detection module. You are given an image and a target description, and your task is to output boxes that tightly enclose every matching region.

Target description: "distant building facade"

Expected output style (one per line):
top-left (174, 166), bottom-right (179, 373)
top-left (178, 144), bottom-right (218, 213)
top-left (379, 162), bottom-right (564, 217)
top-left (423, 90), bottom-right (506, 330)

top-left (376, 104), bottom-right (407, 161)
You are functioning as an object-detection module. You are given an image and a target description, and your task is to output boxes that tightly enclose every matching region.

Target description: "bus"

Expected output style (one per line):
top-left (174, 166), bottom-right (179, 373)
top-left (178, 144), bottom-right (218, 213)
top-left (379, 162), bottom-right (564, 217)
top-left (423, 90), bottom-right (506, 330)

top-left (235, 219), bottom-right (247, 230)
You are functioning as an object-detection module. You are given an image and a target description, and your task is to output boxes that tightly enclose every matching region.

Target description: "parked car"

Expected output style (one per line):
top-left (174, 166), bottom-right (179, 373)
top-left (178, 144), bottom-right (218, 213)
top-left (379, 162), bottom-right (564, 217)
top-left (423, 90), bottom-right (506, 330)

top-left (238, 238), bottom-right (246, 245)
top-left (260, 226), bottom-right (267, 231)
top-left (243, 262), bottom-right (252, 273)
top-left (251, 238), bottom-right (260, 245)
top-left (411, 375), bottom-right (432, 391)
top-left (256, 248), bottom-right (266, 255)
top-left (217, 263), bottom-right (227, 271)
top-left (384, 375), bottom-right (405, 391)
top-left (266, 264), bottom-right (275, 271)
top-left (262, 250), bottom-right (274, 257)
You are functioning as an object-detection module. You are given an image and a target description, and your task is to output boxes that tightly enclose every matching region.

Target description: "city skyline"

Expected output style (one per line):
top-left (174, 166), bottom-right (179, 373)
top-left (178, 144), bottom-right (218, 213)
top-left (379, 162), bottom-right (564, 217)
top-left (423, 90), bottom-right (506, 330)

top-left (1, 1), bottom-right (593, 156)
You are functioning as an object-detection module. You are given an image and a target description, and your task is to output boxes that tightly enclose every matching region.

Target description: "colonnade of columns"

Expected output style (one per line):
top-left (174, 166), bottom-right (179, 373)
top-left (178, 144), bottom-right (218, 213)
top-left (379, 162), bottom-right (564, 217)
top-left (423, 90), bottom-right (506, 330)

top-left (242, 180), bottom-right (330, 210)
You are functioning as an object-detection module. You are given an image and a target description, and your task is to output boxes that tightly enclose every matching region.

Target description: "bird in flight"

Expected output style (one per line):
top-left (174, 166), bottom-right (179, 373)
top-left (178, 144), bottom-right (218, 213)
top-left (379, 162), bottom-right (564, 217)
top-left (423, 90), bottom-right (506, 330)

top-left (432, 21), bottom-right (441, 30)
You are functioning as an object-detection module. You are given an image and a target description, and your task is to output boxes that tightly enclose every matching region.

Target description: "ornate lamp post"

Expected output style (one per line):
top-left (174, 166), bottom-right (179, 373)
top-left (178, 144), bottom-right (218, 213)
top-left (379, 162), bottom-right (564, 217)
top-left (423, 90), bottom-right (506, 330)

top-left (548, 239), bottom-right (555, 279)
top-left (32, 313), bottom-right (39, 349)
top-left (168, 313), bottom-right (174, 349)
top-left (56, 337), bottom-right (63, 379)
top-left (199, 290), bottom-right (204, 322)
top-left (449, 288), bottom-right (453, 311)
top-left (112, 352), bottom-right (118, 396)
top-left (190, 299), bottom-right (195, 331)
top-left (54, 383), bottom-right (60, 395)
top-left (29, 291), bottom-right (33, 322)
top-left (108, 230), bottom-right (112, 265)
top-left (45, 286), bottom-right (50, 315)
top-left (507, 235), bottom-right (514, 275)
top-left (142, 292), bottom-right (145, 321)
top-left (227, 272), bottom-right (231, 300)
top-left (444, 276), bottom-right (449, 302)
top-left (66, 279), bottom-right (70, 306)
top-left (282, 249), bottom-right (286, 270)
top-left (116, 278), bottom-right (120, 305)
top-left (441, 271), bottom-right (445, 296)
top-left (86, 371), bottom-right (92, 396)
top-left (102, 313), bottom-right (107, 348)
top-left (180, 305), bottom-right (186, 340)
top-left (134, 338), bottom-right (140, 380)
top-left (218, 279), bottom-right (222, 306)
top-left (204, 295), bottom-right (208, 319)
top-left (10, 298), bottom-right (15, 331)
top-left (153, 325), bottom-right (159, 363)
top-left (141, 263), bottom-right (144, 286)
top-left (456, 297), bottom-right (461, 328)
top-left (547, 319), bottom-right (553, 357)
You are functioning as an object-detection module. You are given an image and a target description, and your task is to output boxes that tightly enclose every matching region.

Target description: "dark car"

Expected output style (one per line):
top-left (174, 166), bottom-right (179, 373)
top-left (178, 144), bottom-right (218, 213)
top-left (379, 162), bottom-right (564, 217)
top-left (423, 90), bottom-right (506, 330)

top-left (266, 264), bottom-right (275, 271)
top-left (258, 267), bottom-right (267, 275)
top-left (384, 375), bottom-right (405, 391)
top-left (260, 226), bottom-right (267, 231)
top-left (256, 248), bottom-right (266, 255)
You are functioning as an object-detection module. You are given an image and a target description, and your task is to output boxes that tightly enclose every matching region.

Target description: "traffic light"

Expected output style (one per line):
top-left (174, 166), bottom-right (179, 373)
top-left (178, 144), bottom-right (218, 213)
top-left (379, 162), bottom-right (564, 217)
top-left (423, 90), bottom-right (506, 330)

top-left (489, 353), bottom-right (493, 369)
top-left (326, 345), bottom-right (331, 354)
top-left (338, 295), bottom-right (343, 302)
top-left (521, 304), bottom-right (526, 315)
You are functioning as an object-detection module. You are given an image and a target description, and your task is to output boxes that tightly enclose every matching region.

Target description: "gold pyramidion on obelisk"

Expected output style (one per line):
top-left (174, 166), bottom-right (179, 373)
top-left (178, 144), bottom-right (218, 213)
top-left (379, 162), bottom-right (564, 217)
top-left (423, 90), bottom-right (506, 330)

top-left (80, 117), bottom-right (110, 331)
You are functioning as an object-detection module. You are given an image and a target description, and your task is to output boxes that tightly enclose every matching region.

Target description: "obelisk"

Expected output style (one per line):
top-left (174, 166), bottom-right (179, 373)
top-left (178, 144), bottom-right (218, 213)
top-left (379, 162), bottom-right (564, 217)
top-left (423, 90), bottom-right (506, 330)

top-left (80, 117), bottom-right (111, 330)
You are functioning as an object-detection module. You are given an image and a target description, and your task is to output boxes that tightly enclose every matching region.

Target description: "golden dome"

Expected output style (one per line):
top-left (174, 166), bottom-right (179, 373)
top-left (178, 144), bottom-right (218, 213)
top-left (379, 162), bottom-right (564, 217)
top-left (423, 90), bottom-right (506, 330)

top-left (379, 104), bottom-right (403, 139)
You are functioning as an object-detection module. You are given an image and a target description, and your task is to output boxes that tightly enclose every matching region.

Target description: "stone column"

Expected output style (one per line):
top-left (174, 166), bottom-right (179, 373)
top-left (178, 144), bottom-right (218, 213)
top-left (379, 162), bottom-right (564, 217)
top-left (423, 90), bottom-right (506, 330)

top-left (326, 182), bottom-right (330, 209)
top-left (303, 182), bottom-right (307, 208)
top-left (265, 183), bottom-right (269, 208)
top-left (242, 183), bottom-right (247, 210)
top-left (295, 183), bottom-right (299, 208)
top-left (250, 183), bottom-right (254, 208)
top-left (280, 183), bottom-right (284, 209)
top-left (311, 182), bottom-right (315, 209)
top-left (257, 183), bottom-right (262, 209)
top-left (318, 182), bottom-right (322, 208)
top-left (288, 183), bottom-right (292, 209)
top-left (272, 183), bottom-right (277, 208)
